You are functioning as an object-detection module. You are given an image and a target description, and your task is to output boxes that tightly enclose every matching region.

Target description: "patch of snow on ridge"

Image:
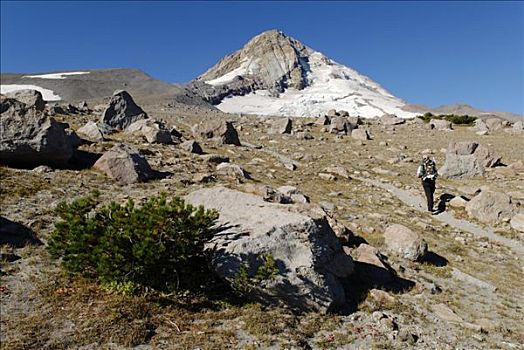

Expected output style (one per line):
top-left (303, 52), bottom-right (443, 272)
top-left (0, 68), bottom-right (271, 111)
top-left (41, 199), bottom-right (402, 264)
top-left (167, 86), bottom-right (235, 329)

top-left (23, 71), bottom-right (90, 79)
top-left (216, 51), bottom-right (418, 118)
top-left (1, 84), bottom-right (61, 101)
top-left (205, 58), bottom-right (259, 86)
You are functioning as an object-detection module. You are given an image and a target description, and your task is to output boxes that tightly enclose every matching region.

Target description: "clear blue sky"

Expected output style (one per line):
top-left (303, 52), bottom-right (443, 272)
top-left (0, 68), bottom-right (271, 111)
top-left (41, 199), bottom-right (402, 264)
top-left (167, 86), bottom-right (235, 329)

top-left (1, 1), bottom-right (522, 114)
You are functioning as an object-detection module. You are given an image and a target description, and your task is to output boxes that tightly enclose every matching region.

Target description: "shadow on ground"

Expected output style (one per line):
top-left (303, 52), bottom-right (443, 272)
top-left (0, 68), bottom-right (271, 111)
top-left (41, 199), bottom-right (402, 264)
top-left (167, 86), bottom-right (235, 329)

top-left (0, 216), bottom-right (42, 247)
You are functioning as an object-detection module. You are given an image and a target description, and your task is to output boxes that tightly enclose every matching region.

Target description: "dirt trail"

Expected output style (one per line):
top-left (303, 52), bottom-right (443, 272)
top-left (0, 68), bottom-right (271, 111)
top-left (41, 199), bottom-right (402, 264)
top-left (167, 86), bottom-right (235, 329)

top-left (356, 176), bottom-right (524, 258)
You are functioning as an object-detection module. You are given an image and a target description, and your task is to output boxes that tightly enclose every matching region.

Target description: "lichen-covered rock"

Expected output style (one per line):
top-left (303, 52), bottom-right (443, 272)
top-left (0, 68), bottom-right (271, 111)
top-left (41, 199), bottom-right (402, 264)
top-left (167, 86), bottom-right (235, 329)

top-left (185, 186), bottom-right (354, 312)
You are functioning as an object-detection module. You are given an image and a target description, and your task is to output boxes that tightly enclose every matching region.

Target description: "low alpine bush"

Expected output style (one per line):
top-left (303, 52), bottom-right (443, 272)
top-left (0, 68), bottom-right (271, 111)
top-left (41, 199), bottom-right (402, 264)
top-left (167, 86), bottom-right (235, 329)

top-left (417, 112), bottom-right (477, 125)
top-left (48, 193), bottom-right (219, 293)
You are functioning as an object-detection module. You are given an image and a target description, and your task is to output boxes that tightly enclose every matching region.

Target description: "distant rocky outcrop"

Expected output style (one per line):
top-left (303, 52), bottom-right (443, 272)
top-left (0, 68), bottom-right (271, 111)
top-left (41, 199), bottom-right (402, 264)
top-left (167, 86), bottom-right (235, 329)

top-left (100, 90), bottom-right (148, 130)
top-left (1, 68), bottom-right (213, 107)
top-left (93, 144), bottom-right (154, 184)
top-left (185, 186), bottom-right (354, 313)
top-left (0, 95), bottom-right (77, 168)
top-left (440, 142), bottom-right (501, 178)
top-left (191, 30), bottom-right (310, 104)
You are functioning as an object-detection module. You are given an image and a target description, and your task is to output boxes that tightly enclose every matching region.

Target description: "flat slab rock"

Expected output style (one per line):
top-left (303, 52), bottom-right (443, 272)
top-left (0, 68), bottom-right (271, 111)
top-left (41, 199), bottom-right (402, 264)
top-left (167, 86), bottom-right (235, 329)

top-left (185, 186), bottom-right (354, 313)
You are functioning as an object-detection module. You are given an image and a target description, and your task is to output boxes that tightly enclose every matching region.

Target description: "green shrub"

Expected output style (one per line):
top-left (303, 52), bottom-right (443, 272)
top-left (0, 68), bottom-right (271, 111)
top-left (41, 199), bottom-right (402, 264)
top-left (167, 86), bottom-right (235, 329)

top-left (234, 253), bottom-right (279, 294)
top-left (48, 193), bottom-right (219, 293)
top-left (417, 113), bottom-right (477, 125)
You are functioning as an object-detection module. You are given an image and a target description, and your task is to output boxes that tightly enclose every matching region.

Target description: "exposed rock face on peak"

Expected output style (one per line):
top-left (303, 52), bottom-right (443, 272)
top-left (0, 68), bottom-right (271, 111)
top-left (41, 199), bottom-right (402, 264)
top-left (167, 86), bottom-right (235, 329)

top-left (189, 30), bottom-right (418, 118)
top-left (197, 30), bottom-right (309, 94)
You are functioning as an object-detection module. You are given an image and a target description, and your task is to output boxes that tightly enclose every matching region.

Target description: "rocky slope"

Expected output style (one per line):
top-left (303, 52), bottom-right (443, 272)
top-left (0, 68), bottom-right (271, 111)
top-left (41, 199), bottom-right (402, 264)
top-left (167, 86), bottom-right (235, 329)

top-left (0, 68), bottom-right (211, 107)
top-left (1, 90), bottom-right (524, 349)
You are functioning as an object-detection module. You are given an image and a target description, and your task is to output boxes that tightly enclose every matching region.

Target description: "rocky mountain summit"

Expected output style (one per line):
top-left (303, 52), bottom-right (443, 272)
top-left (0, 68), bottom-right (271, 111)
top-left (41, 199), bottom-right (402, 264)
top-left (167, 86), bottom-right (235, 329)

top-left (189, 30), bottom-right (418, 118)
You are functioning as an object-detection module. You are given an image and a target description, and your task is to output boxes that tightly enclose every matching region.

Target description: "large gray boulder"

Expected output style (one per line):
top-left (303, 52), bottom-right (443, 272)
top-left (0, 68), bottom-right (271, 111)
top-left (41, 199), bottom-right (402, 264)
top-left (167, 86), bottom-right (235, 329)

top-left (100, 90), bottom-right (148, 130)
top-left (4, 89), bottom-right (45, 111)
top-left (383, 224), bottom-right (427, 261)
top-left (465, 190), bottom-right (517, 225)
top-left (93, 144), bottom-right (154, 184)
top-left (185, 186), bottom-right (354, 313)
top-left (440, 142), bottom-right (501, 178)
top-left (0, 96), bottom-right (76, 167)
top-left (192, 120), bottom-right (241, 145)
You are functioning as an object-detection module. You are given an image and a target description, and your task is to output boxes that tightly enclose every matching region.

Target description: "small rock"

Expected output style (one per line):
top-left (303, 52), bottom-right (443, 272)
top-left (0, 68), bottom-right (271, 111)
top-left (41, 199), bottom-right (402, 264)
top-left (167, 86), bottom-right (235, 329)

top-left (318, 172), bottom-right (337, 181)
top-left (268, 118), bottom-right (292, 134)
top-left (32, 165), bottom-right (53, 173)
top-left (216, 162), bottom-right (247, 180)
top-left (180, 140), bottom-right (203, 154)
top-left (77, 121), bottom-right (105, 142)
top-left (277, 186), bottom-right (309, 203)
top-left (351, 128), bottom-right (371, 141)
top-left (201, 154), bottom-right (230, 164)
top-left (449, 196), bottom-right (468, 208)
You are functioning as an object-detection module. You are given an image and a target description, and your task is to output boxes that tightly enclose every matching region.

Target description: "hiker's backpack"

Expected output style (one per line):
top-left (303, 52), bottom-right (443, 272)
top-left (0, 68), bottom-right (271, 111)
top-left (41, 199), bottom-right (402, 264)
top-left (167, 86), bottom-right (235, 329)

top-left (422, 158), bottom-right (437, 178)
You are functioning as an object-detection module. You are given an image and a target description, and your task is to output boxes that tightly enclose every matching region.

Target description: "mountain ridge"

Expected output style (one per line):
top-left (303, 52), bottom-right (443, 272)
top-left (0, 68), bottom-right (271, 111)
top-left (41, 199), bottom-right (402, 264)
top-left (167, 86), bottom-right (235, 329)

top-left (1, 30), bottom-right (521, 119)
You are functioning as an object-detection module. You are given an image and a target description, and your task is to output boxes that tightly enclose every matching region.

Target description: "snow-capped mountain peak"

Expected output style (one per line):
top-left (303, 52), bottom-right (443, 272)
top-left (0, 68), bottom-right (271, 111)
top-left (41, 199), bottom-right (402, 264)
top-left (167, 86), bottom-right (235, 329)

top-left (190, 30), bottom-right (417, 118)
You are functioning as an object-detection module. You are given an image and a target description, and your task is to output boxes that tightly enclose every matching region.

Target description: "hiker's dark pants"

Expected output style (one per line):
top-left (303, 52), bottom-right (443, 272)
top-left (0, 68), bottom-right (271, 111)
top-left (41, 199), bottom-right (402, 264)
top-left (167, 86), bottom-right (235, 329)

top-left (422, 179), bottom-right (436, 211)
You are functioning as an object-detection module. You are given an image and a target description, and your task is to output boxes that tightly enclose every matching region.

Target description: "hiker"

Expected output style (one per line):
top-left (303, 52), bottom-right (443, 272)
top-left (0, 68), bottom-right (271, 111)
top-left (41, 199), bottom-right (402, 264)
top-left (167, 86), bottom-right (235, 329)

top-left (417, 156), bottom-right (438, 214)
